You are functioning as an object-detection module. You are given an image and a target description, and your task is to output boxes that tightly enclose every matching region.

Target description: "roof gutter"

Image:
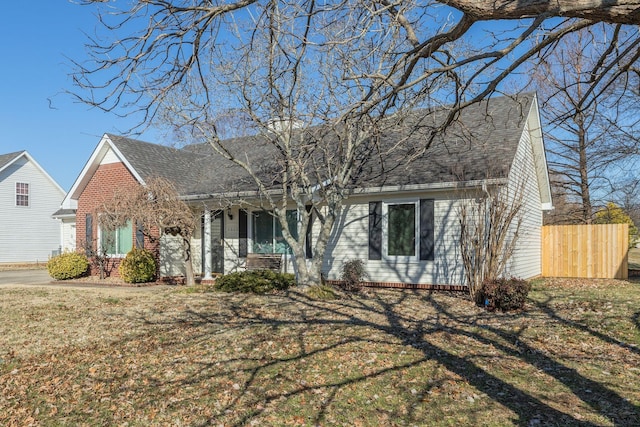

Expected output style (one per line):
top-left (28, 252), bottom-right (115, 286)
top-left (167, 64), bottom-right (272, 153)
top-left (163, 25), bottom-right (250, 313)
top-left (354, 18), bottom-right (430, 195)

top-left (347, 178), bottom-right (509, 197)
top-left (178, 178), bottom-right (507, 203)
top-left (180, 188), bottom-right (284, 203)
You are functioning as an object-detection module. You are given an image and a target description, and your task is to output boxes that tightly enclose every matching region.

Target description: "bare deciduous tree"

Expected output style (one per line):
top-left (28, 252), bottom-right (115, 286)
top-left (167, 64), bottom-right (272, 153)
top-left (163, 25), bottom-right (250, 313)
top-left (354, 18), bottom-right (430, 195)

top-left (80, 238), bottom-right (113, 280)
top-left (71, 1), bottom-right (640, 129)
top-left (97, 177), bottom-right (199, 285)
top-left (531, 27), bottom-right (640, 224)
top-left (459, 184), bottom-right (524, 300)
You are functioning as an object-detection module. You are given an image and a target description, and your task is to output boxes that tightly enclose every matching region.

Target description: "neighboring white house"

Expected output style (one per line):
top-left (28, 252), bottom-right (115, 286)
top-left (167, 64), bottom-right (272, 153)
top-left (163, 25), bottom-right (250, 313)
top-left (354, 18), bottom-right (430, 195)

top-left (0, 151), bottom-right (66, 263)
top-left (60, 93), bottom-right (553, 288)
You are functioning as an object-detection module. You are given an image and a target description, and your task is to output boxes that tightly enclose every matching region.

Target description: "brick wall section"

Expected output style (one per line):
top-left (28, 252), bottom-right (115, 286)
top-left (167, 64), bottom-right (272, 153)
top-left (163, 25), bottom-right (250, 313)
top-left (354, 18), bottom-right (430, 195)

top-left (76, 162), bottom-right (158, 277)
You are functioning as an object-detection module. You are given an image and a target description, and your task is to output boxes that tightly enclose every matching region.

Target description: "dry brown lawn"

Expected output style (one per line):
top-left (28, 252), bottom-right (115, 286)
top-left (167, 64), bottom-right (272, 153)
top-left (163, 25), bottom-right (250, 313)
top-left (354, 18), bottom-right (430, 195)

top-left (1, 279), bottom-right (639, 426)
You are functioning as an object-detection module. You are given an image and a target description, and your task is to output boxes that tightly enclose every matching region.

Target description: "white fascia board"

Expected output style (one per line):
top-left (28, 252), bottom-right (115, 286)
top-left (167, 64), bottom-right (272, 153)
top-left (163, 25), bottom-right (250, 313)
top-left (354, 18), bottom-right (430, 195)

top-left (64, 134), bottom-right (146, 206)
top-left (527, 94), bottom-right (553, 209)
top-left (107, 139), bottom-right (146, 186)
top-left (21, 151), bottom-right (66, 195)
top-left (0, 151), bottom-right (23, 175)
top-left (180, 178), bottom-right (508, 206)
top-left (347, 178), bottom-right (508, 197)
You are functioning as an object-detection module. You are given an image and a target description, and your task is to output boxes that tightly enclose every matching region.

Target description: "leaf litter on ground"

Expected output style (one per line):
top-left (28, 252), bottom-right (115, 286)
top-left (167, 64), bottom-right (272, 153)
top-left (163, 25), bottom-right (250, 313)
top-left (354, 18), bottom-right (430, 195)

top-left (0, 279), bottom-right (638, 426)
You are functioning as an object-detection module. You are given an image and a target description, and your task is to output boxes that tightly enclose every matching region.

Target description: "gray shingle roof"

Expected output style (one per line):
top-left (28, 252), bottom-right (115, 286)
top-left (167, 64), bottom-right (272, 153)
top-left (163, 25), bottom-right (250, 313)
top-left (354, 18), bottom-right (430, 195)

top-left (364, 93), bottom-right (534, 187)
top-left (0, 151), bottom-right (25, 170)
top-left (107, 93), bottom-right (534, 197)
top-left (52, 208), bottom-right (76, 217)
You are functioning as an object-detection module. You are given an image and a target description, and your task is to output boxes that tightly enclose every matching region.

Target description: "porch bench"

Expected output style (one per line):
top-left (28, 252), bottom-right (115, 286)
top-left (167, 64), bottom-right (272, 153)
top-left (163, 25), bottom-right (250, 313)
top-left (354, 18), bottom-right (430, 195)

top-left (246, 253), bottom-right (282, 272)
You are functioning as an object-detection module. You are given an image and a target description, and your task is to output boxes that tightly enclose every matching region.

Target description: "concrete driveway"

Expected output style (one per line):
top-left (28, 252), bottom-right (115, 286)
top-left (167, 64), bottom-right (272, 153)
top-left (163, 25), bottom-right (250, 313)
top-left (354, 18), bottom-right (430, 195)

top-left (0, 269), bottom-right (52, 286)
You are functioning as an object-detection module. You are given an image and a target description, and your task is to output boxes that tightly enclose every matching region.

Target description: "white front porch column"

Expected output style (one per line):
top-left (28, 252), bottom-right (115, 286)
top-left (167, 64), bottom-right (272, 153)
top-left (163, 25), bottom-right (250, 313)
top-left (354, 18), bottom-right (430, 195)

top-left (203, 209), bottom-right (213, 280)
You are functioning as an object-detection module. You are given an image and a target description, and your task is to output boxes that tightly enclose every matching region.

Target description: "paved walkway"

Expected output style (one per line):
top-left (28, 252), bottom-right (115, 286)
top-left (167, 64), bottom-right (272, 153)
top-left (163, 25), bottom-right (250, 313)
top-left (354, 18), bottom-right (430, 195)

top-left (0, 270), bottom-right (173, 291)
top-left (0, 269), bottom-right (52, 286)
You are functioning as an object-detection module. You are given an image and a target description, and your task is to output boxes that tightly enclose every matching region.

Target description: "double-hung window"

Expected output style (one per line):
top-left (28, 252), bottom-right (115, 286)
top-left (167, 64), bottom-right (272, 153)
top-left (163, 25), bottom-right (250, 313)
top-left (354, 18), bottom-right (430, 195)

top-left (16, 182), bottom-right (29, 207)
top-left (252, 210), bottom-right (298, 254)
top-left (369, 199), bottom-right (434, 262)
top-left (101, 221), bottom-right (133, 257)
top-left (384, 201), bottom-right (418, 259)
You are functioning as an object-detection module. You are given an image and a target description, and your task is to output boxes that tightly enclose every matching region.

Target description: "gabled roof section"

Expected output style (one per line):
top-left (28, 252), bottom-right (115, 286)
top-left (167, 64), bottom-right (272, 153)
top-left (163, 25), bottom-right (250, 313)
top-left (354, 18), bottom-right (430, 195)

top-left (63, 93), bottom-right (548, 205)
top-left (0, 151), bottom-right (26, 171)
top-left (106, 134), bottom-right (209, 194)
top-left (0, 150), bottom-right (65, 194)
top-left (62, 133), bottom-right (215, 207)
top-left (356, 93), bottom-right (535, 189)
top-left (177, 93), bottom-right (538, 196)
top-left (524, 94), bottom-right (553, 210)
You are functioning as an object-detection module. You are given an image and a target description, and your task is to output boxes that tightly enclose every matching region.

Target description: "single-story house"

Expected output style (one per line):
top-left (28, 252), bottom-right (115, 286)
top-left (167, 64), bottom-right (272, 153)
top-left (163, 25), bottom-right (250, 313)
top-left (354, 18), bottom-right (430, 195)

top-left (57, 93), bottom-right (552, 287)
top-left (0, 150), bottom-right (66, 263)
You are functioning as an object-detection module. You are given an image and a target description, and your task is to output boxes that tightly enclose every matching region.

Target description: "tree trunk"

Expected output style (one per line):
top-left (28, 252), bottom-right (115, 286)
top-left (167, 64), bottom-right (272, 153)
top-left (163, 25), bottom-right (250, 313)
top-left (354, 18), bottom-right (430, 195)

top-left (286, 204), bottom-right (338, 289)
top-left (183, 237), bottom-right (196, 286)
top-left (445, 0), bottom-right (640, 24)
top-left (577, 115), bottom-right (593, 223)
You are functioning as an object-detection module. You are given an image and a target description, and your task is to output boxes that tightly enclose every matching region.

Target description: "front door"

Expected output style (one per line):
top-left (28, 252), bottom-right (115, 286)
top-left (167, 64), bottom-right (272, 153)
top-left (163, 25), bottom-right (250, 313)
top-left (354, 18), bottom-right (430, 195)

top-left (201, 211), bottom-right (225, 275)
top-left (210, 211), bottom-right (224, 274)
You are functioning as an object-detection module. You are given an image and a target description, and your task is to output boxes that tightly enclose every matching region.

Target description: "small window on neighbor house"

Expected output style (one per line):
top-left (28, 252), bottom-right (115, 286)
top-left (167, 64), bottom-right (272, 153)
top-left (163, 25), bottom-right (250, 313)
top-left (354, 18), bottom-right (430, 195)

top-left (16, 182), bottom-right (29, 206)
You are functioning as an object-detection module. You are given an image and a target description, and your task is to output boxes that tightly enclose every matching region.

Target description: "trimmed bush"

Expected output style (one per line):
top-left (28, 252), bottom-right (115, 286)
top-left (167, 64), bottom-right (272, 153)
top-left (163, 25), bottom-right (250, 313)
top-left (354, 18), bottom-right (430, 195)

top-left (47, 252), bottom-right (89, 280)
top-left (215, 270), bottom-right (295, 294)
top-left (118, 248), bottom-right (157, 284)
top-left (340, 259), bottom-right (366, 292)
top-left (479, 277), bottom-right (531, 312)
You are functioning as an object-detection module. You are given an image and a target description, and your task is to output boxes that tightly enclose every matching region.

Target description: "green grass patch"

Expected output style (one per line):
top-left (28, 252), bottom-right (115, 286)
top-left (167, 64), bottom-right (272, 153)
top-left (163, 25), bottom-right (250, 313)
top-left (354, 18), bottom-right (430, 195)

top-left (0, 279), bottom-right (638, 426)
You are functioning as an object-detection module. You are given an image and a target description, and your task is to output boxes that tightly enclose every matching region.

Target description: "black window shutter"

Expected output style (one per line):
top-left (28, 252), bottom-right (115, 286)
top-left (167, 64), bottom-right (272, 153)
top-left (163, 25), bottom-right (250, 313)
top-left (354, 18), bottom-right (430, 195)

top-left (238, 209), bottom-right (248, 257)
top-left (85, 213), bottom-right (93, 256)
top-left (419, 199), bottom-right (434, 261)
top-left (135, 221), bottom-right (145, 248)
top-left (369, 201), bottom-right (382, 260)
top-left (305, 205), bottom-right (313, 259)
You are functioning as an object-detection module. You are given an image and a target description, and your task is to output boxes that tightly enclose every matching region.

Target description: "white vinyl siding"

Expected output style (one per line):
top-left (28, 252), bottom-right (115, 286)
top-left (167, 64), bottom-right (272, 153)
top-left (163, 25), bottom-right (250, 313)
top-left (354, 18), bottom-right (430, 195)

top-left (160, 104), bottom-right (546, 285)
top-left (505, 121), bottom-right (543, 280)
top-left (60, 221), bottom-right (76, 253)
top-left (323, 193), bottom-right (466, 286)
top-left (0, 155), bottom-right (65, 263)
top-left (159, 233), bottom-right (185, 277)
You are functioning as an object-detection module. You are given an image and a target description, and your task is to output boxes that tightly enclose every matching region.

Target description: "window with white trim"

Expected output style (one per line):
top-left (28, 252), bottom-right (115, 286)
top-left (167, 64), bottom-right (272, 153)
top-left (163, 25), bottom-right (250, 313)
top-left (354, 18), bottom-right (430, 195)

top-left (252, 210), bottom-right (298, 254)
top-left (386, 202), bottom-right (417, 256)
top-left (16, 182), bottom-right (29, 206)
top-left (383, 201), bottom-right (418, 260)
top-left (369, 199), bottom-right (434, 262)
top-left (100, 221), bottom-right (133, 256)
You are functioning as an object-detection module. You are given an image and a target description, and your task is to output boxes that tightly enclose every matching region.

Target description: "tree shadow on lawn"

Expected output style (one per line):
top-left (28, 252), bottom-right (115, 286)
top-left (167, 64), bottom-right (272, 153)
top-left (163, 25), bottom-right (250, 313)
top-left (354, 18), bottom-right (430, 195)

top-left (104, 288), bottom-right (638, 426)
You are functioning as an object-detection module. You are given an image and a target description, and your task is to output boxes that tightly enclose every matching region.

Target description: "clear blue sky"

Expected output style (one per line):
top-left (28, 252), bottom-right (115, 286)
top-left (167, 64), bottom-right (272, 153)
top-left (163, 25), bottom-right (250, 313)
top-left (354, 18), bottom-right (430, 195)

top-left (0, 1), bottom-right (158, 191)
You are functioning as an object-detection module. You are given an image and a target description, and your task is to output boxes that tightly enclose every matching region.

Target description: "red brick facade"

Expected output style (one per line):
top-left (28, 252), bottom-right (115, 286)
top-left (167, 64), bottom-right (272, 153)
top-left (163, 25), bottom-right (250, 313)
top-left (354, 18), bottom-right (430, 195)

top-left (76, 162), bottom-right (158, 277)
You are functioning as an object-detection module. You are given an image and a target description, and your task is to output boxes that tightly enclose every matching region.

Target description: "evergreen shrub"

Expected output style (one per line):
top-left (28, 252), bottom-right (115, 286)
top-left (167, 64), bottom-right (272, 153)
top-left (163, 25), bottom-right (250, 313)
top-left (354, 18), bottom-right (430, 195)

top-left (215, 270), bottom-right (295, 293)
top-left (47, 252), bottom-right (89, 280)
top-left (119, 248), bottom-right (157, 283)
top-left (479, 277), bottom-right (531, 312)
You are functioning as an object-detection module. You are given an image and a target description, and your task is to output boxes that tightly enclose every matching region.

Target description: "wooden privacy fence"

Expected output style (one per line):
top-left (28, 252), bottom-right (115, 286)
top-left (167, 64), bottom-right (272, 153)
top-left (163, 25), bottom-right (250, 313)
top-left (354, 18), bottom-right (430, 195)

top-left (542, 224), bottom-right (629, 279)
